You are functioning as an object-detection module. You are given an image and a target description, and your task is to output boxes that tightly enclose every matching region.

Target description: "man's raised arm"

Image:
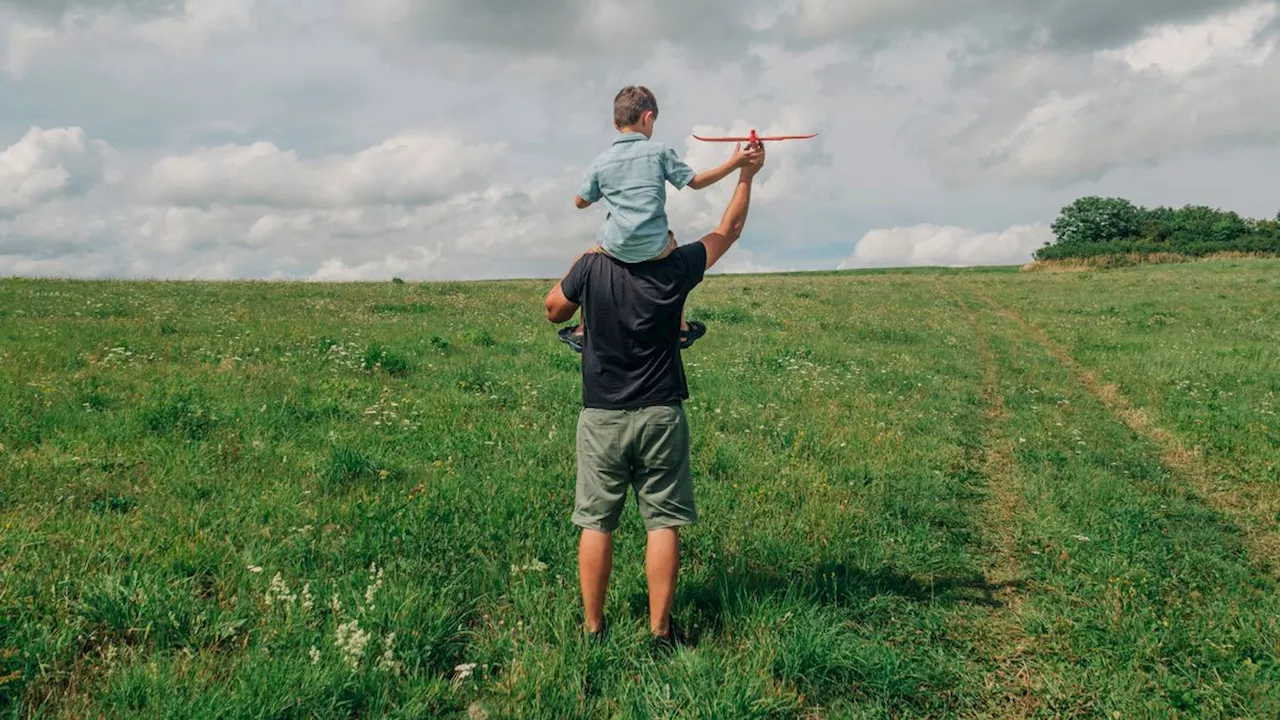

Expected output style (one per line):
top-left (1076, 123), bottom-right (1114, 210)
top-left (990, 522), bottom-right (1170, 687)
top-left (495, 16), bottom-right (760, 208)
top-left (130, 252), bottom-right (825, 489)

top-left (699, 145), bottom-right (765, 271)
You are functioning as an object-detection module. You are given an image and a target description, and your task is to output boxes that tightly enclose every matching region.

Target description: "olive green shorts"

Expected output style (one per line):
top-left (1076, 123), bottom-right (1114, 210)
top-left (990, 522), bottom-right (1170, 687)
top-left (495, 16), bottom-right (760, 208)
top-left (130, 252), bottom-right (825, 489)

top-left (573, 403), bottom-right (696, 533)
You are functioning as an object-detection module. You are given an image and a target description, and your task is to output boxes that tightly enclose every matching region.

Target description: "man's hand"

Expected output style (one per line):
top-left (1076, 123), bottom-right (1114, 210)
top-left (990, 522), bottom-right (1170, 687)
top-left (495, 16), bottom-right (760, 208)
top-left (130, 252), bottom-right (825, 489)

top-left (574, 195), bottom-right (593, 210)
top-left (740, 143), bottom-right (765, 177)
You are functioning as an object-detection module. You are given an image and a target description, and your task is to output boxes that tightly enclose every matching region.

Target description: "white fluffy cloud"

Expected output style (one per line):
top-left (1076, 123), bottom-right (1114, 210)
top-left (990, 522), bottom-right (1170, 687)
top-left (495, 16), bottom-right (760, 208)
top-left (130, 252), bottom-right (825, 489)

top-left (840, 223), bottom-right (1053, 269)
top-left (2, 164), bottom-right (604, 281)
top-left (138, 133), bottom-right (507, 210)
top-left (1102, 2), bottom-right (1278, 76)
top-left (910, 2), bottom-right (1280, 186)
top-left (0, 127), bottom-right (112, 214)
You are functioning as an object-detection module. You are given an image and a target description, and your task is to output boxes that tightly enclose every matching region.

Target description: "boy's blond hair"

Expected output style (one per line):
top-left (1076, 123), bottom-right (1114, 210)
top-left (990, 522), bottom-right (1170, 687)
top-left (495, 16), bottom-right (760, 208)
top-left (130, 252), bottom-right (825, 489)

top-left (614, 86), bottom-right (658, 128)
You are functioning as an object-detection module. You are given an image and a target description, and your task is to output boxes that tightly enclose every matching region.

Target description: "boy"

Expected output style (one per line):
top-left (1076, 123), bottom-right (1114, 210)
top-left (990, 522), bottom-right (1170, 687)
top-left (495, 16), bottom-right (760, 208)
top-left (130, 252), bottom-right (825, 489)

top-left (558, 85), bottom-right (758, 352)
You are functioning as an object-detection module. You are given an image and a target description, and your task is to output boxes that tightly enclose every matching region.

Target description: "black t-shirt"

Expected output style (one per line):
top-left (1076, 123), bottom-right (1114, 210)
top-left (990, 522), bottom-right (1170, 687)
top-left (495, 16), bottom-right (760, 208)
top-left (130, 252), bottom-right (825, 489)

top-left (560, 243), bottom-right (707, 410)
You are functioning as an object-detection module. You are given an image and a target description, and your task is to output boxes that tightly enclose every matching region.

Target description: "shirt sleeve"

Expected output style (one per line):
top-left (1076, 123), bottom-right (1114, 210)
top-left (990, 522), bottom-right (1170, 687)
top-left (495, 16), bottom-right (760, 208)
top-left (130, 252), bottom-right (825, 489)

top-left (662, 148), bottom-right (696, 190)
top-left (578, 166), bottom-right (602, 203)
top-left (676, 242), bottom-right (707, 292)
top-left (560, 255), bottom-right (589, 305)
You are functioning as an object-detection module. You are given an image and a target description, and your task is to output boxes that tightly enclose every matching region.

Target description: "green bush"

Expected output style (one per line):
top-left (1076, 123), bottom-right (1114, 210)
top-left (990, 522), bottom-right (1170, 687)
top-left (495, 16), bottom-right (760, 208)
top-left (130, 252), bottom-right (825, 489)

top-left (1036, 197), bottom-right (1280, 262)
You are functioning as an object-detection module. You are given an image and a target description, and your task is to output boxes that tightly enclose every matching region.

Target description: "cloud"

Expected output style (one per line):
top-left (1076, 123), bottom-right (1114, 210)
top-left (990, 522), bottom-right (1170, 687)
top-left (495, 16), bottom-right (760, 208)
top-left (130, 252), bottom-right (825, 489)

top-left (1099, 1), bottom-right (1278, 76)
top-left (3, 22), bottom-right (55, 78)
top-left (6, 0), bottom-right (1280, 283)
top-left (2, 163), bottom-right (605, 281)
top-left (783, 0), bottom-right (1256, 50)
top-left (138, 132), bottom-right (507, 210)
top-left (134, 0), bottom-right (256, 55)
top-left (908, 2), bottom-right (1280, 186)
top-left (339, 0), bottom-right (792, 71)
top-left (708, 247), bottom-right (790, 275)
top-left (839, 223), bottom-right (1053, 269)
top-left (0, 0), bottom-right (258, 75)
top-left (0, 127), bottom-right (113, 214)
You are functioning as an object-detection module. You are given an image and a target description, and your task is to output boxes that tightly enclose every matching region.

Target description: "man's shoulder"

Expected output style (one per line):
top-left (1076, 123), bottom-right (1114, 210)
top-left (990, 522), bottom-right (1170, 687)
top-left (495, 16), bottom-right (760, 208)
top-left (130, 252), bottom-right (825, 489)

top-left (673, 241), bottom-right (707, 264)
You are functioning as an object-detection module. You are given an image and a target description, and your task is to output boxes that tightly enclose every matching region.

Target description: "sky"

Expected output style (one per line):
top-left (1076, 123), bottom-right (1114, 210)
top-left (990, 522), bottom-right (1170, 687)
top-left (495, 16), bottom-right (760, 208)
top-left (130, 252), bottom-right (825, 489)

top-left (1, 0), bottom-right (1279, 280)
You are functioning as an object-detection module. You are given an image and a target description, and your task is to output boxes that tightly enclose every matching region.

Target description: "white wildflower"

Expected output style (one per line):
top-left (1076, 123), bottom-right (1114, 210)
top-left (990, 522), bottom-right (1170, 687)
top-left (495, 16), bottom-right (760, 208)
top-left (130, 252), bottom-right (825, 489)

top-left (364, 563), bottom-right (384, 610)
top-left (309, 646), bottom-right (321, 665)
top-left (510, 559), bottom-right (549, 574)
top-left (454, 662), bottom-right (477, 682)
top-left (247, 565), bottom-right (263, 574)
top-left (264, 572), bottom-right (296, 605)
top-left (334, 619), bottom-right (370, 670)
top-left (377, 632), bottom-right (403, 675)
top-left (331, 594), bottom-right (343, 614)
top-left (301, 583), bottom-right (314, 612)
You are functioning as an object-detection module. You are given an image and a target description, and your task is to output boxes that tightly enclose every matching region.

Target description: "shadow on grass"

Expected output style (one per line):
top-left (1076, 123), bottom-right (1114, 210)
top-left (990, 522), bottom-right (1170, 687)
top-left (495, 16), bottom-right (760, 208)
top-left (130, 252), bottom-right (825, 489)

top-left (628, 558), bottom-right (1023, 648)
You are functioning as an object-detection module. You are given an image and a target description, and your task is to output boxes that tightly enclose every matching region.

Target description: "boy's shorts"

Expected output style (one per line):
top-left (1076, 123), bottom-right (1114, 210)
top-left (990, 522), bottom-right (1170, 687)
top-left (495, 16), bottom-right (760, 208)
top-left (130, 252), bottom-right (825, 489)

top-left (573, 403), bottom-right (696, 533)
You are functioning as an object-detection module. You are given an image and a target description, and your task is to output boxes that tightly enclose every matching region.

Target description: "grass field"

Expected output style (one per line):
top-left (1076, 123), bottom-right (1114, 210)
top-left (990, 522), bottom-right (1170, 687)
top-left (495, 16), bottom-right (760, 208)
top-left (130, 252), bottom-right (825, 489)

top-left (2, 257), bottom-right (1279, 718)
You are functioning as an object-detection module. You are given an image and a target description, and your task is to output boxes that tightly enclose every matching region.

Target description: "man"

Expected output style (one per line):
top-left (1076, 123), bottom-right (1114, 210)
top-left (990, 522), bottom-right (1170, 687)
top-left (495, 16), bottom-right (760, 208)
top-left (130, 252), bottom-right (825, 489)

top-left (544, 142), bottom-right (766, 650)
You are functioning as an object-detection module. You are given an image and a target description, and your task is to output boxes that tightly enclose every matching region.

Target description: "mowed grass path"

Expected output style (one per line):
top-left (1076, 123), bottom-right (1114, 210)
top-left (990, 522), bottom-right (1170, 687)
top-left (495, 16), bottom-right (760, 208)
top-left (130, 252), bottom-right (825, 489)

top-left (1, 259), bottom-right (1277, 718)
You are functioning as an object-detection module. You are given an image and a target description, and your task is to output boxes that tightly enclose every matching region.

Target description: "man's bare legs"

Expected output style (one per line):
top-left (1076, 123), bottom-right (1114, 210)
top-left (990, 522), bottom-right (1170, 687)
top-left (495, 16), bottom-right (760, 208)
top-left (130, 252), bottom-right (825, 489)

top-left (578, 527), bottom-right (680, 638)
top-left (579, 529), bottom-right (612, 633)
top-left (645, 528), bottom-right (679, 637)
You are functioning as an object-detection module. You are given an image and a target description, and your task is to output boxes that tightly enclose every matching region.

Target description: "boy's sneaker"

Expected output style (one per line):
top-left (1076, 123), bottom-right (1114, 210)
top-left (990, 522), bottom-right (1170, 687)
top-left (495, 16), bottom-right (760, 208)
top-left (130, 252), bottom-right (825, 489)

top-left (679, 321), bottom-right (707, 350)
top-left (558, 326), bottom-right (584, 354)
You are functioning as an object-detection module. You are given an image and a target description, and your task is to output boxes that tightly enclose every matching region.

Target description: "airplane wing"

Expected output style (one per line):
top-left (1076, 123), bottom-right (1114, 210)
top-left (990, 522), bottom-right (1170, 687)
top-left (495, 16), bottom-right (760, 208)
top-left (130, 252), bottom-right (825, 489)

top-left (755, 133), bottom-right (819, 141)
top-left (692, 133), bottom-right (819, 142)
top-left (691, 134), bottom-right (755, 142)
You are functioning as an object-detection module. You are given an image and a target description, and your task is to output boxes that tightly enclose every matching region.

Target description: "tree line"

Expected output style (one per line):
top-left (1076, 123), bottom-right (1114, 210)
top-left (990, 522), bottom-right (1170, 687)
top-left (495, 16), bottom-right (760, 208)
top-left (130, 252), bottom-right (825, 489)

top-left (1034, 197), bottom-right (1280, 261)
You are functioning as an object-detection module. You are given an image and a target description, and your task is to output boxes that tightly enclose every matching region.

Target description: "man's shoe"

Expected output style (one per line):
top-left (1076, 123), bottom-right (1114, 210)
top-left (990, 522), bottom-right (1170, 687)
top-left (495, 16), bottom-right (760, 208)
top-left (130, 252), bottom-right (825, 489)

top-left (587, 616), bottom-right (609, 645)
top-left (649, 621), bottom-right (682, 655)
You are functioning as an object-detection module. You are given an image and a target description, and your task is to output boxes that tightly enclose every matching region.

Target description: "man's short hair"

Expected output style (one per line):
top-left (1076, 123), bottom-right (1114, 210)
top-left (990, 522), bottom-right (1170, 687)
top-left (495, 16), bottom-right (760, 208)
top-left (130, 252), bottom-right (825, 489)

top-left (614, 86), bottom-right (659, 127)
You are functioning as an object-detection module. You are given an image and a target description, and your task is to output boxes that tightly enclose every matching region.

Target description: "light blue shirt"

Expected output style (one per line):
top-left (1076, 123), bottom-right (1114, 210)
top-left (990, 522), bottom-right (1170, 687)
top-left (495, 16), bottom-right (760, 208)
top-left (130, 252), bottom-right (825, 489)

top-left (578, 132), bottom-right (696, 263)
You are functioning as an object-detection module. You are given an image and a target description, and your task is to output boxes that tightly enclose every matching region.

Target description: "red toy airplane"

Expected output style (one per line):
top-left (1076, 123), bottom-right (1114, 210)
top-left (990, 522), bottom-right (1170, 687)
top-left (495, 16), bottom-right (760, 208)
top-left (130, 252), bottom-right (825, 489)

top-left (692, 128), bottom-right (818, 146)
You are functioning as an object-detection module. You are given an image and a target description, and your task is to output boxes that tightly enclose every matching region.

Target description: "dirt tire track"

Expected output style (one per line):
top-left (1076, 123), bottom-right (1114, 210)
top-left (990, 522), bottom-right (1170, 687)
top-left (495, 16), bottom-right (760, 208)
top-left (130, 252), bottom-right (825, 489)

top-left (940, 283), bottom-right (1044, 718)
top-left (977, 291), bottom-right (1280, 574)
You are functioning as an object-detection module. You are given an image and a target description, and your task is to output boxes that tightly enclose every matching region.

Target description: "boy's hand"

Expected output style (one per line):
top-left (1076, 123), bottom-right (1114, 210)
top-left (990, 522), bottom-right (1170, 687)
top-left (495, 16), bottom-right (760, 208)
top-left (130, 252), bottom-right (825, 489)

top-left (730, 142), bottom-right (762, 168)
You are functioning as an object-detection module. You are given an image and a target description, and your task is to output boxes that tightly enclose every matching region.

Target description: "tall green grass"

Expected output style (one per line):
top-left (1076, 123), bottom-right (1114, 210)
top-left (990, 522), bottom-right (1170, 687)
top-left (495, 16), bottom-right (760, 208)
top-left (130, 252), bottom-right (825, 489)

top-left (1, 260), bottom-right (1278, 717)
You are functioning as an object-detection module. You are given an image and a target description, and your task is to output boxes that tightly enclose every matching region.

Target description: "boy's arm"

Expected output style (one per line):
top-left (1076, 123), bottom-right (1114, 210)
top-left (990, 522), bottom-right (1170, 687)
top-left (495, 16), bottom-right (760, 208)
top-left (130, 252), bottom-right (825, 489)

top-left (575, 166), bottom-right (602, 209)
top-left (686, 143), bottom-right (749, 190)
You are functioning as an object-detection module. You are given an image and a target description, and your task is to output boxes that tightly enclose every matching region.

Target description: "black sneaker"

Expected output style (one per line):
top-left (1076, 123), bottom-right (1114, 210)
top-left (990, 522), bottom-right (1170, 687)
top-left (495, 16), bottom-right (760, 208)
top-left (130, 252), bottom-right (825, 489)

top-left (558, 326), bottom-right (584, 354)
top-left (649, 621), bottom-right (682, 655)
top-left (587, 616), bottom-right (609, 645)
